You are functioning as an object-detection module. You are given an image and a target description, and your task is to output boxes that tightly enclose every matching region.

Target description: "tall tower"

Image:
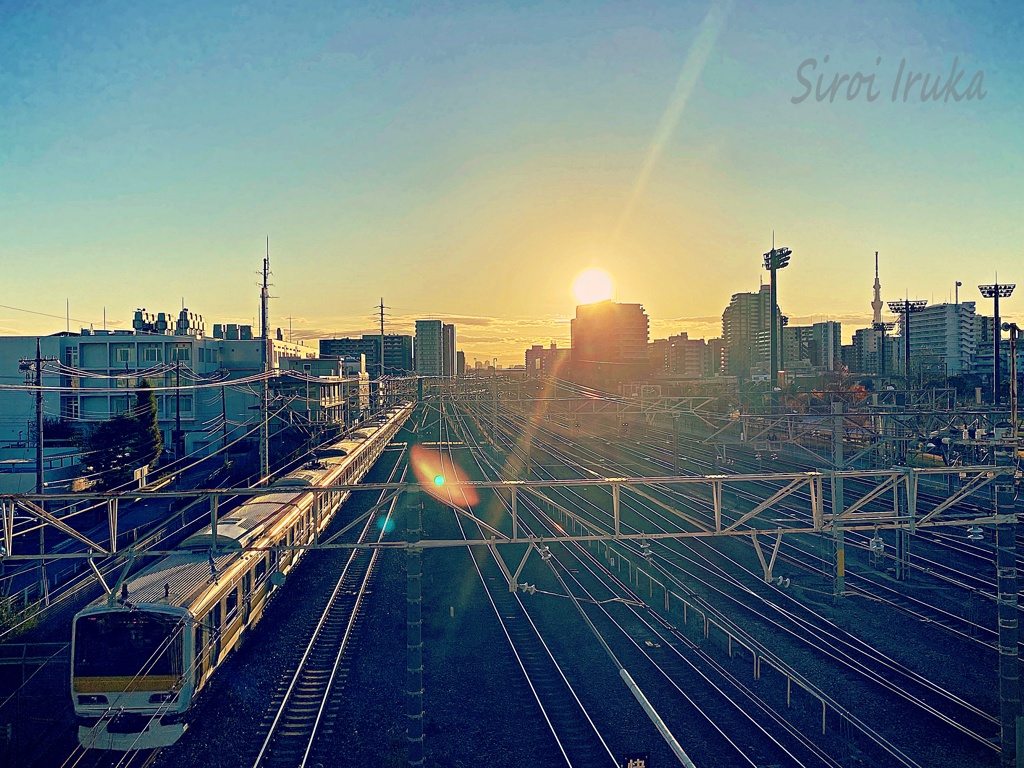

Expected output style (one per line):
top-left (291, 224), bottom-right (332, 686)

top-left (871, 251), bottom-right (883, 325)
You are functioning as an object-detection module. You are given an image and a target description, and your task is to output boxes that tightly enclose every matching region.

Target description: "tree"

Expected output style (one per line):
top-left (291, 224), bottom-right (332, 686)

top-left (82, 380), bottom-right (162, 490)
top-left (83, 413), bottom-right (139, 489)
top-left (131, 380), bottom-right (163, 468)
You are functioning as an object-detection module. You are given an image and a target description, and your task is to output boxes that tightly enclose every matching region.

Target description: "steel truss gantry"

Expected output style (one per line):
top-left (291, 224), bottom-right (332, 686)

top-left (1, 465), bottom-right (1015, 564)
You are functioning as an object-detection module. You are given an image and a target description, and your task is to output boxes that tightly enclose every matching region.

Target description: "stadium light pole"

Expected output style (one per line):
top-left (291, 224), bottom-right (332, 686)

top-left (872, 321), bottom-right (896, 377)
top-left (763, 243), bottom-right (792, 398)
top-left (887, 299), bottom-right (927, 385)
top-left (979, 281), bottom-right (1015, 405)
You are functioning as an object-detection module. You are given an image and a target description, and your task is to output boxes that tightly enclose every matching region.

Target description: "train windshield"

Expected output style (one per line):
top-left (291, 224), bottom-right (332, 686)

top-left (74, 612), bottom-right (184, 679)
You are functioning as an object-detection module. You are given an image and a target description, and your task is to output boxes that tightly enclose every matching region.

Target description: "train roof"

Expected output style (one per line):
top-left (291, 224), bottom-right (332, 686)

top-left (78, 550), bottom-right (238, 616)
top-left (179, 491), bottom-right (304, 552)
top-left (77, 404), bottom-right (413, 618)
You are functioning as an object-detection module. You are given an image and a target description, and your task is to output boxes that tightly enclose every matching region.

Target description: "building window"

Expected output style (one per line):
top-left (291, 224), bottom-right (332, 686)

top-left (61, 398), bottom-right (79, 419)
top-left (171, 345), bottom-right (191, 362)
top-left (141, 345), bottom-right (160, 363)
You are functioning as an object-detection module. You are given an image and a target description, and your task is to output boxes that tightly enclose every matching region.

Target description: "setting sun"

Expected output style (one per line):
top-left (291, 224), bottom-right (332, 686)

top-left (572, 269), bottom-right (614, 305)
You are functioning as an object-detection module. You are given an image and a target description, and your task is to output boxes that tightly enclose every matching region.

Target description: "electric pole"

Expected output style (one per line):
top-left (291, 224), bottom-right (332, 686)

top-left (175, 360), bottom-right (182, 460)
top-left (379, 297), bottom-right (386, 381)
top-left (19, 340), bottom-right (58, 602)
top-left (34, 339), bottom-right (43, 498)
top-left (221, 384), bottom-right (228, 456)
top-left (379, 297), bottom-right (387, 412)
top-left (260, 240), bottom-right (271, 485)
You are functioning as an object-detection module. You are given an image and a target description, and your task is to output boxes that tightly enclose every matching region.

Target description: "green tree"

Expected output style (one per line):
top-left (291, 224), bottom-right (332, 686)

top-left (131, 380), bottom-right (163, 468)
top-left (82, 380), bottom-right (163, 489)
top-left (83, 413), bottom-right (139, 489)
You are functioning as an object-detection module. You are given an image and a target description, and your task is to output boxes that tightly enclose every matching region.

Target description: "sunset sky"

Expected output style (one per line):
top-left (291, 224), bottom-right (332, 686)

top-left (2, 1), bottom-right (1021, 364)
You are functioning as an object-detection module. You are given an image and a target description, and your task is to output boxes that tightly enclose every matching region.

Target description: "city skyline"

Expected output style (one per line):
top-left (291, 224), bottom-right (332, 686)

top-left (2, 1), bottom-right (1022, 363)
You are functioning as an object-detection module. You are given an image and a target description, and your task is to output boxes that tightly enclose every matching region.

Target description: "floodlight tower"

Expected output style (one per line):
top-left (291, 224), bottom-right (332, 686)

top-left (763, 242), bottom-right (792, 396)
top-left (887, 299), bottom-right (927, 383)
top-left (979, 281), bottom-right (1015, 404)
top-left (872, 321), bottom-right (897, 377)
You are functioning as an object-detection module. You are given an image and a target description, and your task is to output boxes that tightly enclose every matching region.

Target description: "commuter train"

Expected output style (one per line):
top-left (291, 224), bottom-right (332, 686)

top-left (70, 403), bottom-right (412, 750)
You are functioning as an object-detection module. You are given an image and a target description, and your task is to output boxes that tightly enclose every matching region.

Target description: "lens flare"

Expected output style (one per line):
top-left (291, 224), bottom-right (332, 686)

top-left (409, 444), bottom-right (479, 507)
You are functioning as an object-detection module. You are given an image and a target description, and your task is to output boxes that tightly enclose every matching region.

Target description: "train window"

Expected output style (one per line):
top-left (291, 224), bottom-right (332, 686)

top-left (255, 555), bottom-right (267, 583)
top-left (225, 587), bottom-right (238, 619)
top-left (195, 625), bottom-right (206, 673)
top-left (74, 613), bottom-right (183, 678)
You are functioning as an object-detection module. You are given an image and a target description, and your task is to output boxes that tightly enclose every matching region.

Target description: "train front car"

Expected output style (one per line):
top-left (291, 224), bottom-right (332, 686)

top-left (72, 602), bottom-right (193, 750)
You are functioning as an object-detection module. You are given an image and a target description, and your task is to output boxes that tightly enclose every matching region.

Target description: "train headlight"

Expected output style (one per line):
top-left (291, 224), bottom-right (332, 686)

top-left (78, 695), bottom-right (108, 705)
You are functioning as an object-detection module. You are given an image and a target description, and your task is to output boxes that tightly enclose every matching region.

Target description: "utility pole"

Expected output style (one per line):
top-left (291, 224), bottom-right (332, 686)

top-left (221, 384), bottom-right (228, 456)
top-left (1004, 323), bottom-right (1019, 436)
top-left (175, 360), bottom-right (182, 461)
top-left (34, 339), bottom-right (43, 498)
top-left (35, 339), bottom-right (46, 601)
top-left (17, 340), bottom-right (59, 602)
top-left (379, 297), bottom-right (386, 381)
top-left (379, 298), bottom-right (387, 413)
top-left (260, 239), bottom-right (271, 485)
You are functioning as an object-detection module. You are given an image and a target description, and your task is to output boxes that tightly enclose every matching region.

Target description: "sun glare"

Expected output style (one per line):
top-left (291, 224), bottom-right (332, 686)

top-left (572, 269), bottom-right (614, 305)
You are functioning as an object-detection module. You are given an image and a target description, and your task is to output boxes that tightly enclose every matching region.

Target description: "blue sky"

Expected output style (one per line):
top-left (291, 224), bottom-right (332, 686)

top-left (2, 1), bottom-right (1021, 361)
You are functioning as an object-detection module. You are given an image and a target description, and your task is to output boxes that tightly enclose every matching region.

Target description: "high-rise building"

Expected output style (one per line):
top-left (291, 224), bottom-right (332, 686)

top-left (649, 333), bottom-right (715, 378)
top-left (526, 342), bottom-right (571, 378)
top-left (320, 337), bottom-right (379, 370)
top-left (707, 338), bottom-right (725, 376)
top-left (320, 334), bottom-right (414, 376)
top-left (811, 321), bottom-right (842, 371)
top-left (721, 285), bottom-right (775, 379)
top-left (415, 320), bottom-right (443, 376)
top-left (442, 323), bottom-right (456, 377)
top-left (570, 300), bottom-right (649, 385)
top-left (456, 350), bottom-right (466, 376)
top-left (850, 326), bottom-right (898, 374)
top-left (894, 302), bottom-right (976, 377)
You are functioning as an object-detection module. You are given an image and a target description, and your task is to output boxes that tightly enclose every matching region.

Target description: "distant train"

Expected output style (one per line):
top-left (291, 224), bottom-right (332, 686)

top-left (70, 404), bottom-right (412, 750)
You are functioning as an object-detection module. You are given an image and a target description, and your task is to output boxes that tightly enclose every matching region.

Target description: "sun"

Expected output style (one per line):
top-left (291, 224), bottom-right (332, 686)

top-left (572, 269), bottom-right (614, 305)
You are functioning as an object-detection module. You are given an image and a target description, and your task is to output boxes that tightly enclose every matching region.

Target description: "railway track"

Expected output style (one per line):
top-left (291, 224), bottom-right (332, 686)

top-left (251, 459), bottom-right (407, 768)
top-left (435, 410), bottom-right (618, 767)
top-left (462, 399), bottom-right (999, 765)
